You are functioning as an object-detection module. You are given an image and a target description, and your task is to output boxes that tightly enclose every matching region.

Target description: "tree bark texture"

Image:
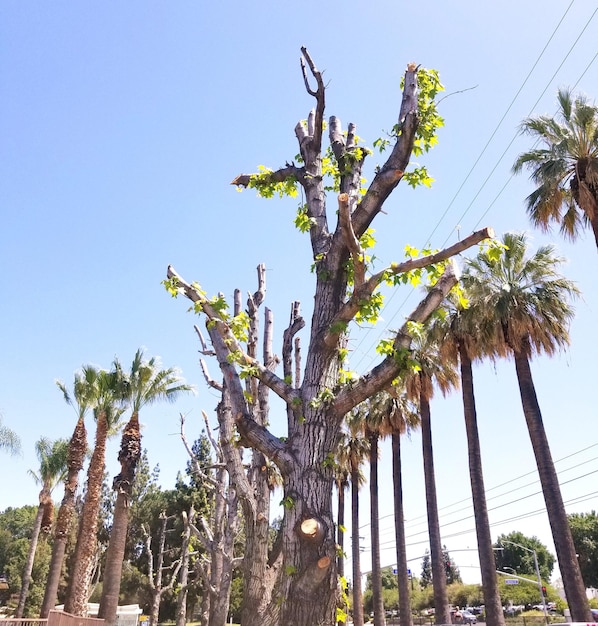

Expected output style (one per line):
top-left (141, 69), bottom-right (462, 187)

top-left (41, 416), bottom-right (87, 618)
top-left (459, 347), bottom-right (504, 626)
top-left (64, 413), bottom-right (108, 616)
top-left (99, 413), bottom-right (142, 626)
top-left (513, 349), bottom-right (591, 622)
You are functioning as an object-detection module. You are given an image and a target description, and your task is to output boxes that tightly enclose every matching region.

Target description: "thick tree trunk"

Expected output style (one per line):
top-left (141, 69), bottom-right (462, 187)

top-left (64, 413), bottom-right (108, 616)
top-left (420, 390), bottom-right (451, 626)
top-left (98, 491), bottom-right (129, 625)
top-left (351, 465), bottom-right (364, 626)
top-left (513, 349), bottom-right (591, 622)
top-left (369, 434), bottom-right (386, 626)
top-left (16, 501), bottom-right (45, 617)
top-left (41, 416), bottom-right (86, 618)
top-left (459, 347), bottom-right (504, 626)
top-left (392, 433), bottom-right (413, 626)
top-left (99, 413), bottom-right (142, 626)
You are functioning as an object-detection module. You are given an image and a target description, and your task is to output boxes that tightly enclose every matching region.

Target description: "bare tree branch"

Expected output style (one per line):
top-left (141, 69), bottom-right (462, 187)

top-left (338, 192), bottom-right (366, 287)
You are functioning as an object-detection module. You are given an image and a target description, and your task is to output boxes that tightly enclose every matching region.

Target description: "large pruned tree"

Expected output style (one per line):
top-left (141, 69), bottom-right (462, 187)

top-left (165, 48), bottom-right (492, 626)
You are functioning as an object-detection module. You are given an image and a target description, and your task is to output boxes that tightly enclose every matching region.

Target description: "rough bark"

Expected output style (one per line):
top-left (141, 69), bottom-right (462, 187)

top-left (459, 346), bottom-right (504, 626)
top-left (420, 389), bottom-right (450, 625)
top-left (64, 412), bottom-right (109, 616)
top-left (41, 416), bottom-right (87, 618)
top-left (99, 413), bottom-right (142, 626)
top-left (392, 433), bottom-right (413, 626)
top-left (513, 349), bottom-right (591, 622)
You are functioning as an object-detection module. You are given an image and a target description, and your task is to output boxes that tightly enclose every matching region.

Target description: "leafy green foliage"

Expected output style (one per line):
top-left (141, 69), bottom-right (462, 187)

top-left (569, 511), bottom-right (598, 588)
top-left (294, 205), bottom-right (316, 233)
top-left (248, 165), bottom-right (299, 198)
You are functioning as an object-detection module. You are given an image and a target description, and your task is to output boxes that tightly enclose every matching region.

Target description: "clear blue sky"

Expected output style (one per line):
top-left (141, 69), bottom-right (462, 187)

top-left (1, 1), bottom-right (597, 586)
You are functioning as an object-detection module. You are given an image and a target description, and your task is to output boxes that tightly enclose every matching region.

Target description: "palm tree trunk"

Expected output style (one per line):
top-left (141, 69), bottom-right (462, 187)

top-left (41, 416), bottom-right (87, 618)
top-left (98, 491), bottom-right (129, 625)
top-left (369, 433), bottom-right (386, 626)
top-left (420, 389), bottom-right (451, 625)
top-left (513, 349), bottom-right (591, 621)
top-left (459, 346), bottom-right (504, 626)
top-left (16, 502), bottom-right (44, 617)
top-left (392, 433), bottom-right (413, 626)
top-left (337, 477), bottom-right (347, 626)
top-left (99, 412), bottom-right (142, 626)
top-left (351, 464), bottom-right (364, 626)
top-left (64, 412), bottom-right (109, 616)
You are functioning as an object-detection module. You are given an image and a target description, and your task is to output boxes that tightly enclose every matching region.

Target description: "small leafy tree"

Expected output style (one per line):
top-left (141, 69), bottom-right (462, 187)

top-left (569, 511), bottom-right (598, 588)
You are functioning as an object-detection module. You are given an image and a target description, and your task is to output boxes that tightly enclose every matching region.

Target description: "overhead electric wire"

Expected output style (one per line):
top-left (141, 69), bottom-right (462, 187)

top-left (358, 441), bottom-right (598, 531)
top-left (350, 4), bottom-right (598, 373)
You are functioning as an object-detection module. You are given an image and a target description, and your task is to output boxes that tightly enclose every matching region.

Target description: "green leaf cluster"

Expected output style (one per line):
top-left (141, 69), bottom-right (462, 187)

top-left (412, 67), bottom-right (445, 157)
top-left (355, 291), bottom-right (384, 324)
top-left (248, 165), bottom-right (299, 199)
top-left (294, 204), bottom-right (316, 233)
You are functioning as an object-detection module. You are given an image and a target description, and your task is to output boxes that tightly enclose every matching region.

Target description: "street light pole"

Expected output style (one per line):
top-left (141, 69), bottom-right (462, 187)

top-left (500, 540), bottom-right (548, 625)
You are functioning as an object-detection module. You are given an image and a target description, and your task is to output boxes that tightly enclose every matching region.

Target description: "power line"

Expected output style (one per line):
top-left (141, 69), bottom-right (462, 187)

top-left (350, 4), bottom-right (598, 373)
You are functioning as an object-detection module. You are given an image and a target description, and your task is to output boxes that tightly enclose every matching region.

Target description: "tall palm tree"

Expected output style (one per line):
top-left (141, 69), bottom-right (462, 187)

top-left (388, 389), bottom-right (419, 626)
top-left (99, 350), bottom-right (192, 626)
top-left (463, 232), bottom-right (590, 621)
top-left (363, 395), bottom-right (389, 626)
top-left (366, 390), bottom-right (419, 626)
top-left (41, 367), bottom-right (97, 618)
top-left (433, 299), bottom-right (505, 626)
top-left (0, 415), bottom-right (21, 456)
top-left (333, 441), bottom-right (350, 582)
top-left (64, 368), bottom-right (126, 616)
top-left (513, 88), bottom-right (598, 248)
top-left (16, 437), bottom-right (69, 617)
top-left (405, 331), bottom-right (458, 626)
top-left (338, 410), bottom-right (370, 626)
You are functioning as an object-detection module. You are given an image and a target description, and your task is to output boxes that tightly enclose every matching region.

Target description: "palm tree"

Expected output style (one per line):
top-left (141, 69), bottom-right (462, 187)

top-left (388, 389), bottom-right (419, 626)
top-left (16, 437), bottom-right (69, 617)
top-left (463, 232), bottom-right (590, 621)
top-left (333, 444), bottom-right (350, 582)
top-left (366, 390), bottom-right (419, 626)
top-left (513, 88), bottom-right (598, 248)
top-left (363, 395), bottom-right (389, 626)
top-left (338, 410), bottom-right (370, 626)
top-left (98, 350), bottom-right (192, 626)
top-left (433, 298), bottom-right (505, 626)
top-left (405, 330), bottom-right (458, 626)
top-left (0, 415), bottom-right (21, 456)
top-left (64, 368), bottom-right (126, 616)
top-left (41, 367), bottom-right (97, 618)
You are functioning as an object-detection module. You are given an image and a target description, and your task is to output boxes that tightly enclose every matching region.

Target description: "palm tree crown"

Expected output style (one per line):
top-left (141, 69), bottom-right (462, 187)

top-left (462, 231), bottom-right (579, 358)
top-left (513, 88), bottom-right (598, 247)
